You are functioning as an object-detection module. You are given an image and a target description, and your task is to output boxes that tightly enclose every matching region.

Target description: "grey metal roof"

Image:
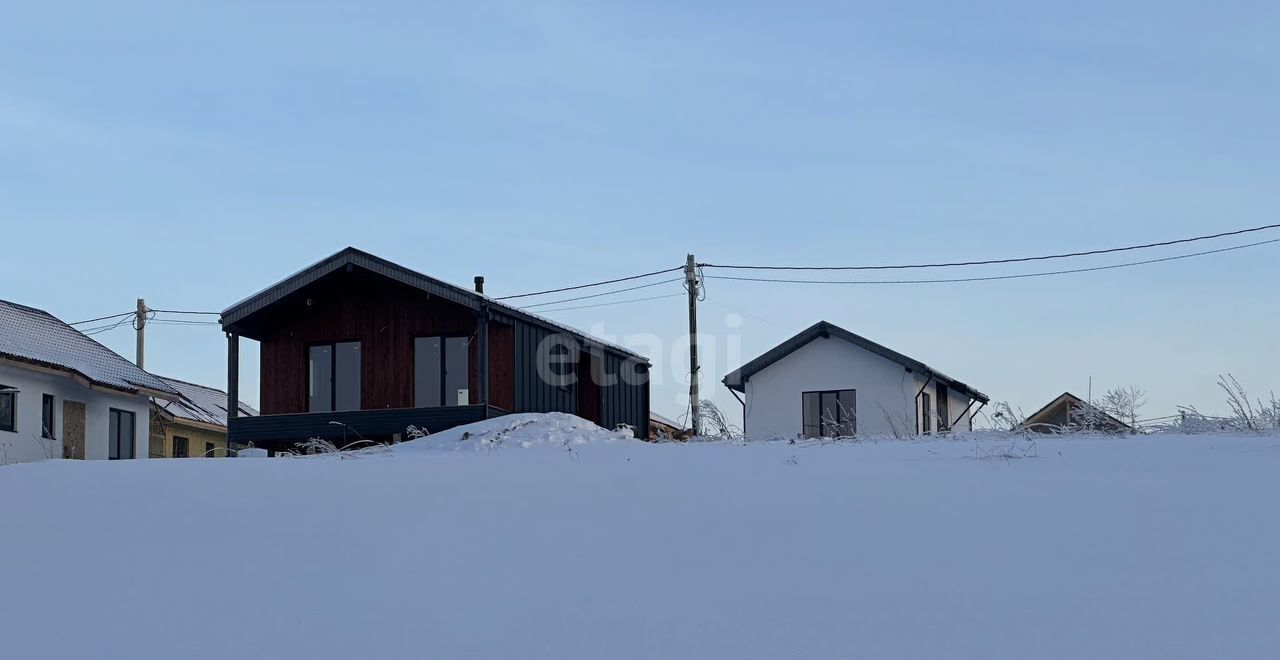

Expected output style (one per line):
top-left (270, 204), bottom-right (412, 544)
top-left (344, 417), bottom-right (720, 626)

top-left (722, 320), bottom-right (989, 403)
top-left (0, 299), bottom-right (180, 398)
top-left (153, 376), bottom-right (257, 428)
top-left (221, 247), bottom-right (648, 362)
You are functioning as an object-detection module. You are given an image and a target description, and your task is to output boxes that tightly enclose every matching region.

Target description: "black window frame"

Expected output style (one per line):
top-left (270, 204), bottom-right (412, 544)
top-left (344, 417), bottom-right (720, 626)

top-left (173, 436), bottom-right (189, 458)
top-left (306, 340), bottom-right (362, 413)
top-left (920, 392), bottom-right (932, 435)
top-left (205, 441), bottom-right (215, 458)
top-left (412, 333), bottom-right (474, 408)
top-left (108, 408), bottom-right (136, 460)
top-left (41, 393), bottom-right (56, 439)
top-left (801, 389), bottom-right (856, 438)
top-left (0, 390), bottom-right (15, 433)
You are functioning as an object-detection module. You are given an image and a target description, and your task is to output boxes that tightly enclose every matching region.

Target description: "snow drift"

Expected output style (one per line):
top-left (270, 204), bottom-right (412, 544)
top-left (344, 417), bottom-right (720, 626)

top-left (1, 416), bottom-right (1277, 659)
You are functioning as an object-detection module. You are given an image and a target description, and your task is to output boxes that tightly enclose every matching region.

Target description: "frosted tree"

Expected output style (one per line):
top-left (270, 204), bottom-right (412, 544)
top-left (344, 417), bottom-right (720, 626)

top-left (1099, 385), bottom-right (1146, 432)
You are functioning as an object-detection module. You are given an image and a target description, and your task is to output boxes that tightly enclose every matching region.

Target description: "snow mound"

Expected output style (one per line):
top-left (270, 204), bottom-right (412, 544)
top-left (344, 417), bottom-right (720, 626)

top-left (390, 412), bottom-right (641, 452)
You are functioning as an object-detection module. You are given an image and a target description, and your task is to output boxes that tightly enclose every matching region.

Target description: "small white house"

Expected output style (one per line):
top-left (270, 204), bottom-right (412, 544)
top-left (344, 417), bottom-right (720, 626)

top-left (723, 321), bottom-right (989, 439)
top-left (0, 299), bottom-right (179, 465)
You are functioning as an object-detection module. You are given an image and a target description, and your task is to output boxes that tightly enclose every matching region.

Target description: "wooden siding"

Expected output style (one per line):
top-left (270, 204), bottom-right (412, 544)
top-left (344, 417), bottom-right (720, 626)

top-left (257, 270), bottom-right (514, 415)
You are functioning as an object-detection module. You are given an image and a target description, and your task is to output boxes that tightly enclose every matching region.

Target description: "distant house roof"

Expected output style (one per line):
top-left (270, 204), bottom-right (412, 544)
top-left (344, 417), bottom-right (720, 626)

top-left (650, 411), bottom-right (684, 431)
top-left (1022, 392), bottom-right (1131, 432)
top-left (0, 299), bottom-right (179, 399)
top-left (153, 376), bottom-right (257, 429)
top-left (220, 247), bottom-right (647, 362)
top-left (722, 320), bottom-right (989, 403)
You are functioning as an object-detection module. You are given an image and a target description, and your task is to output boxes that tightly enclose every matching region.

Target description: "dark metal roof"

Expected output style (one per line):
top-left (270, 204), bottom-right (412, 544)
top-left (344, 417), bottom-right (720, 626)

top-left (153, 376), bottom-right (258, 428)
top-left (722, 320), bottom-right (989, 402)
top-left (0, 299), bottom-right (180, 398)
top-left (220, 247), bottom-right (648, 362)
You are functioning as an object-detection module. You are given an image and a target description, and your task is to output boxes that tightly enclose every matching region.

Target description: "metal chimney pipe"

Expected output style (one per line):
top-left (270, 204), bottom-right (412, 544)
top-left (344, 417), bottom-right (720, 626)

top-left (474, 276), bottom-right (485, 294)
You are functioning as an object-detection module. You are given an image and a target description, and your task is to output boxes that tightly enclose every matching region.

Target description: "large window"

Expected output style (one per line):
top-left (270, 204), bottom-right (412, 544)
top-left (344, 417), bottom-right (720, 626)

top-left (414, 336), bottom-right (471, 407)
top-left (0, 389), bottom-right (14, 433)
top-left (802, 389), bottom-right (856, 438)
top-left (173, 436), bottom-right (189, 458)
top-left (109, 409), bottom-right (135, 460)
top-left (308, 341), bottom-right (361, 412)
top-left (42, 394), bottom-right (55, 439)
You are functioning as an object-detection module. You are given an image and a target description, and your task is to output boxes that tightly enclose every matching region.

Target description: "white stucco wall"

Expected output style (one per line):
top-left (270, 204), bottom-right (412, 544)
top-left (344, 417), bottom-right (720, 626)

top-left (912, 372), bottom-right (977, 434)
top-left (0, 363), bottom-right (152, 465)
top-left (741, 337), bottom-right (978, 439)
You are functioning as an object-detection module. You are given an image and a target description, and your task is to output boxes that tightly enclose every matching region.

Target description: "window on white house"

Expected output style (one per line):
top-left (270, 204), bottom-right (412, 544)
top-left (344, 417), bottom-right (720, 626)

top-left (173, 436), bottom-right (189, 458)
top-left (109, 409), bottom-right (135, 460)
top-left (0, 389), bottom-right (15, 433)
top-left (936, 384), bottom-right (950, 432)
top-left (920, 392), bottom-right (932, 434)
top-left (802, 389), bottom-right (855, 437)
top-left (42, 394), bottom-right (55, 439)
top-left (205, 442), bottom-right (215, 458)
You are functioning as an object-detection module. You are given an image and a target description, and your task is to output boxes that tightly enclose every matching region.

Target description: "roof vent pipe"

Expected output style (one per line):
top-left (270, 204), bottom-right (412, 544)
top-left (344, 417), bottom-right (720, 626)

top-left (474, 276), bottom-right (485, 294)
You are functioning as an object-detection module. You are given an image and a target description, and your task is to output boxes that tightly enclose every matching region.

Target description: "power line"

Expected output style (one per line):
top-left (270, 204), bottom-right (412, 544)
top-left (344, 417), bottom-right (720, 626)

top-left (81, 316), bottom-right (135, 336)
top-left (150, 319), bottom-right (221, 326)
top-left (69, 311), bottom-right (134, 326)
top-left (699, 222), bottom-right (1280, 271)
top-left (494, 266), bottom-right (684, 301)
top-left (533, 292), bottom-right (685, 314)
top-left (704, 238), bottom-right (1280, 286)
top-left (150, 309), bottom-right (220, 316)
top-left (521, 278), bottom-right (684, 309)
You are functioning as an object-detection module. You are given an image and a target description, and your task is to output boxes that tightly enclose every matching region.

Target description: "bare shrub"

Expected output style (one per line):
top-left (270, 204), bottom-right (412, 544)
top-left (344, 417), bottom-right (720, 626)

top-left (695, 399), bottom-right (743, 441)
top-left (878, 403), bottom-right (915, 440)
top-left (972, 438), bottom-right (1037, 461)
top-left (987, 401), bottom-right (1026, 433)
top-left (1218, 374), bottom-right (1279, 432)
top-left (1099, 386), bottom-right (1146, 432)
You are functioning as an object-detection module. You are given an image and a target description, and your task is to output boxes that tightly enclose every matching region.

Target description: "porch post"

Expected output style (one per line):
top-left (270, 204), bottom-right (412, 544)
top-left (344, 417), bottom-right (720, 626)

top-left (477, 306), bottom-right (490, 417)
top-left (227, 332), bottom-right (240, 422)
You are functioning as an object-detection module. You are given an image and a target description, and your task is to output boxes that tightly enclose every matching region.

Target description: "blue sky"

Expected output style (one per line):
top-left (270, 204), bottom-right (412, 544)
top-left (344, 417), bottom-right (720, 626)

top-left (2, 1), bottom-right (1277, 424)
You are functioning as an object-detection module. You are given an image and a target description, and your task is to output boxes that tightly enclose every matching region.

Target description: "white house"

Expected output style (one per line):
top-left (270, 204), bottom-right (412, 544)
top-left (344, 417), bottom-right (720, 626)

top-left (0, 299), bottom-right (179, 465)
top-left (723, 321), bottom-right (989, 439)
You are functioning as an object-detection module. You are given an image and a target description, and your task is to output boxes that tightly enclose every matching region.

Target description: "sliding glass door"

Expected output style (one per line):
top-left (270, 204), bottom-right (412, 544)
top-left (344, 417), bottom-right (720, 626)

top-left (308, 341), bottom-right (361, 412)
top-left (414, 336), bottom-right (471, 407)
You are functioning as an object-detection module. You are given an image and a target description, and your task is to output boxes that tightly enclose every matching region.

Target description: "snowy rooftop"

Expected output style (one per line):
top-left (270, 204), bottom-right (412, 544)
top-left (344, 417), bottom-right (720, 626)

top-left (0, 299), bottom-right (179, 398)
top-left (153, 376), bottom-right (257, 428)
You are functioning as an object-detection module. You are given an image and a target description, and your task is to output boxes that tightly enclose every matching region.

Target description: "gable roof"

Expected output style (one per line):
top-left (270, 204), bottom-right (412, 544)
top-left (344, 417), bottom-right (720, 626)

top-left (0, 299), bottom-right (179, 399)
top-left (153, 376), bottom-right (258, 429)
top-left (1022, 392), bottom-right (1131, 430)
top-left (220, 247), bottom-right (646, 362)
top-left (722, 320), bottom-right (988, 402)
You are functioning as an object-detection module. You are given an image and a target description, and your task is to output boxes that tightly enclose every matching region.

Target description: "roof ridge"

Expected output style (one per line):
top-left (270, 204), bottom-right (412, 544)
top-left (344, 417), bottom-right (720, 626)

top-left (0, 298), bottom-right (57, 318)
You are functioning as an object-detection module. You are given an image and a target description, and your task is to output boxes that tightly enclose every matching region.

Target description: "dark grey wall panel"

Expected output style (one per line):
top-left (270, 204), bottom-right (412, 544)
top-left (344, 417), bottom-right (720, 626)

top-left (228, 405), bottom-right (498, 445)
top-left (513, 322), bottom-right (576, 414)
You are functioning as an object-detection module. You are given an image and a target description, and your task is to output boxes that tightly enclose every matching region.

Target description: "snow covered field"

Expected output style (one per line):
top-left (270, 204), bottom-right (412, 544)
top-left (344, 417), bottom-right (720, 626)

top-left (1, 414), bottom-right (1277, 659)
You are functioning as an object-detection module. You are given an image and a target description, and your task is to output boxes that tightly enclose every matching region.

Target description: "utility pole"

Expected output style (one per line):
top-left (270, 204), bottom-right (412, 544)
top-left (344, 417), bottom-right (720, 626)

top-left (135, 298), bottom-right (147, 369)
top-left (685, 254), bottom-right (701, 436)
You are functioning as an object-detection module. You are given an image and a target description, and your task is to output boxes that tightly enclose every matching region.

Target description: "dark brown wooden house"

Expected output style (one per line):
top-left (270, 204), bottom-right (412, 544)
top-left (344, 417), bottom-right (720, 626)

top-left (221, 248), bottom-right (650, 450)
